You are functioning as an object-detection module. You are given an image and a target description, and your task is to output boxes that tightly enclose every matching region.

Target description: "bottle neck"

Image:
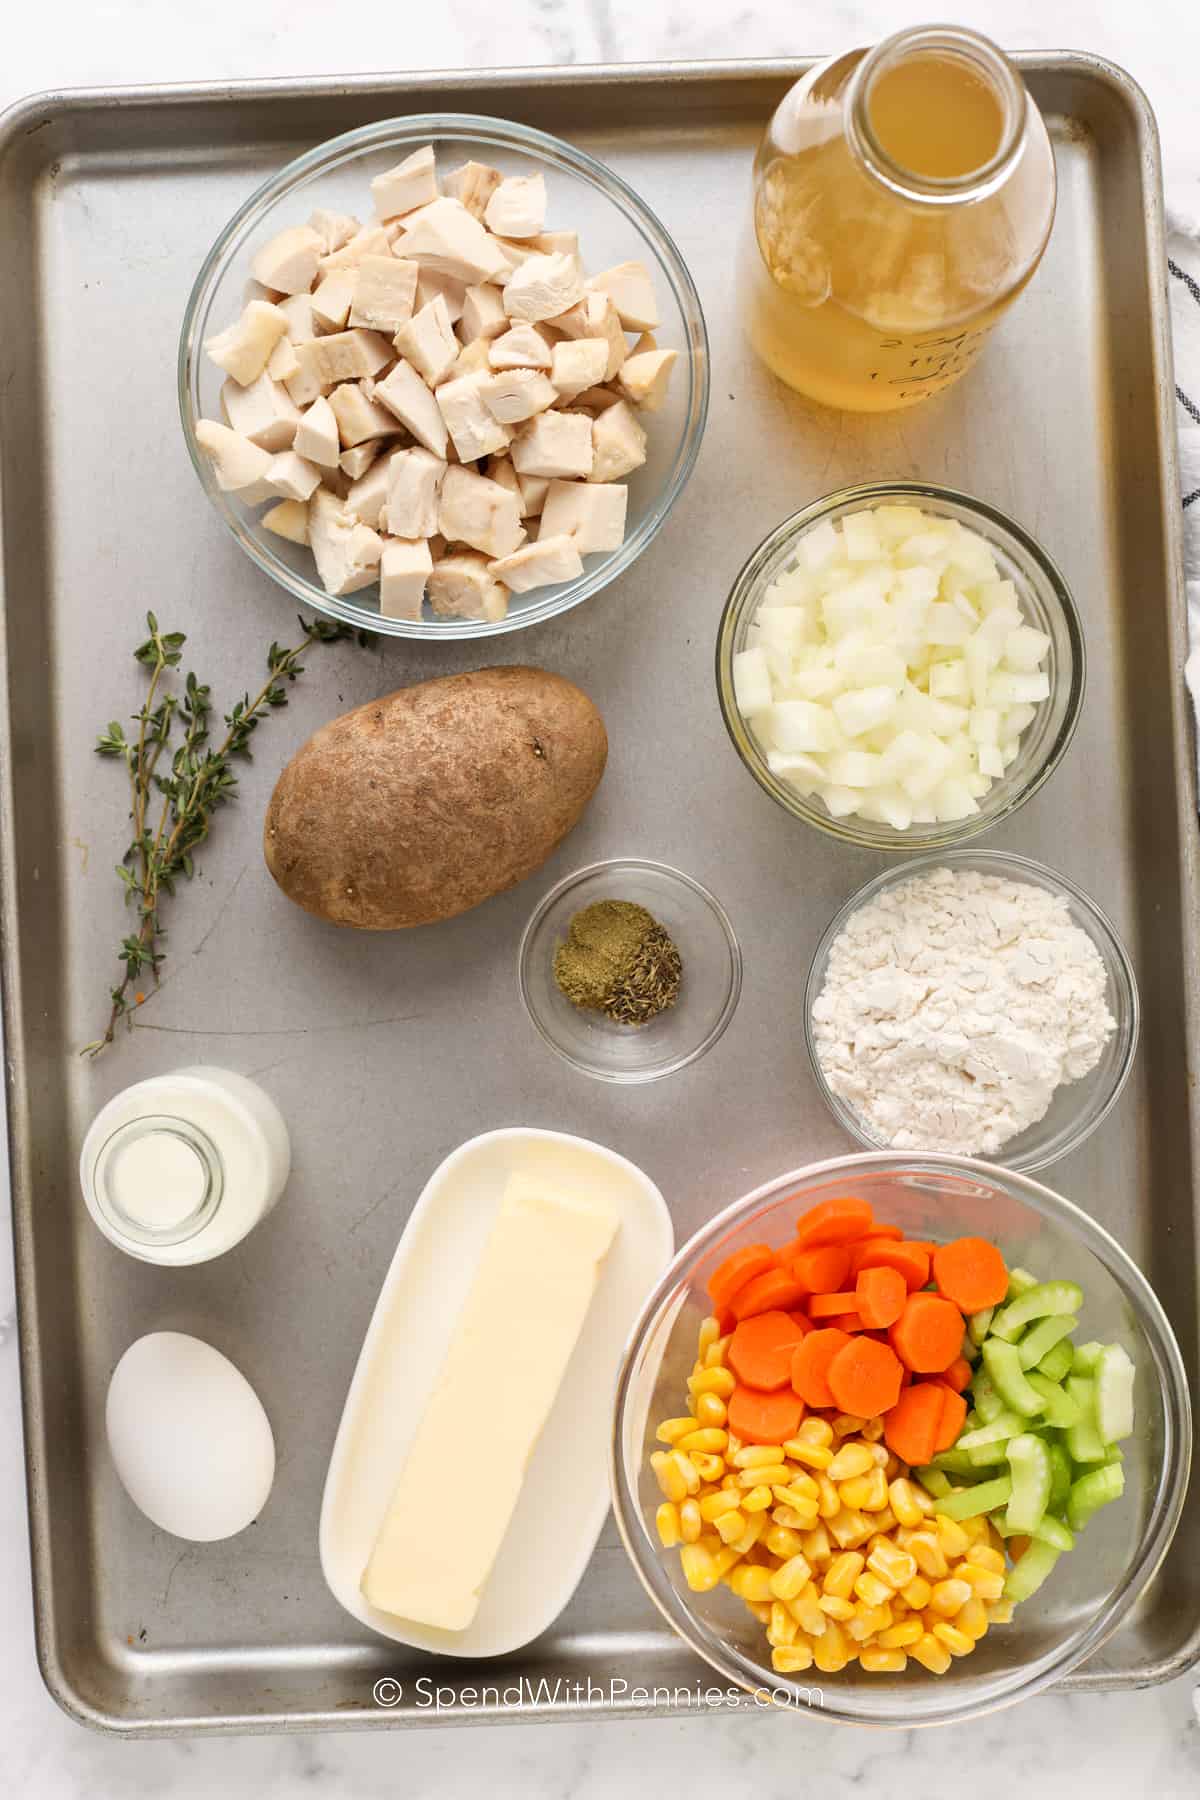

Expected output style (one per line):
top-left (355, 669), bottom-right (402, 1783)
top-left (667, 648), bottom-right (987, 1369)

top-left (844, 26), bottom-right (1027, 207)
top-left (91, 1114), bottom-right (224, 1249)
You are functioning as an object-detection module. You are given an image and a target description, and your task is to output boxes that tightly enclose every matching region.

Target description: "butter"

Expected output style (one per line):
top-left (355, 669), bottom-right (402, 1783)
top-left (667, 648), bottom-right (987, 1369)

top-left (360, 1172), bottom-right (619, 1630)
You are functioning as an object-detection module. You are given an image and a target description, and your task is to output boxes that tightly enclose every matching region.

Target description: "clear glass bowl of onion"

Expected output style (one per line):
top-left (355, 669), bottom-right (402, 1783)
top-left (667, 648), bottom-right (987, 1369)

top-left (715, 483), bottom-right (1085, 850)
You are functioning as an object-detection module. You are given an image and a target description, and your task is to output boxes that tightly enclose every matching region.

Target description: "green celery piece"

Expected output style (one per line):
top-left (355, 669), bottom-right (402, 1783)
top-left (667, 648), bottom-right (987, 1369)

top-left (1031, 1513), bottom-right (1076, 1553)
top-left (956, 1411), bottom-right (1024, 1450)
top-left (1067, 1461), bottom-right (1125, 1532)
top-left (1018, 1314), bottom-right (1079, 1369)
top-left (961, 1334), bottom-right (981, 1364)
top-left (930, 1448), bottom-right (987, 1478)
top-left (1047, 1441), bottom-right (1073, 1513)
top-left (935, 1475), bottom-right (1013, 1521)
top-left (1005, 1432), bottom-right (1052, 1533)
top-left (1003, 1538), bottom-right (1060, 1602)
top-left (1005, 1268), bottom-right (1040, 1301)
top-left (1072, 1340), bottom-right (1106, 1375)
top-left (1025, 1371), bottom-right (1082, 1429)
top-left (1037, 1339), bottom-right (1075, 1383)
top-left (1104, 1444), bottom-right (1125, 1465)
top-left (981, 1337), bottom-right (1046, 1417)
top-left (991, 1281), bottom-right (1085, 1343)
top-left (970, 1369), bottom-right (1006, 1424)
top-left (916, 1465), bottom-right (953, 1498)
top-left (968, 1305), bottom-right (995, 1346)
top-left (1095, 1344), bottom-right (1136, 1443)
top-left (1065, 1375), bottom-right (1107, 1464)
top-left (967, 1441), bottom-right (1010, 1468)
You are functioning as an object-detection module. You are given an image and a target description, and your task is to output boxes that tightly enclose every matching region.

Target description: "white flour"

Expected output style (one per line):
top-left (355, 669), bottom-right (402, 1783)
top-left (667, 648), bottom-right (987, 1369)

top-left (811, 866), bottom-right (1117, 1156)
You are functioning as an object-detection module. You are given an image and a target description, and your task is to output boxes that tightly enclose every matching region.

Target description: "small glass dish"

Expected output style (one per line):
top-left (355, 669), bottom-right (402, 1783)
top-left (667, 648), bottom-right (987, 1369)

top-left (179, 114), bottom-right (709, 639)
top-left (805, 850), bottom-right (1140, 1173)
top-left (518, 859), bottom-right (741, 1084)
top-left (715, 482), bottom-right (1085, 849)
top-left (611, 1152), bottom-right (1192, 1728)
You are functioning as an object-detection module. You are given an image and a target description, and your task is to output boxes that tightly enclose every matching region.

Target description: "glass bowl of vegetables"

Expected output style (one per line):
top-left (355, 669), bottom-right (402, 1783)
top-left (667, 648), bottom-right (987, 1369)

top-left (610, 1153), bottom-right (1191, 1728)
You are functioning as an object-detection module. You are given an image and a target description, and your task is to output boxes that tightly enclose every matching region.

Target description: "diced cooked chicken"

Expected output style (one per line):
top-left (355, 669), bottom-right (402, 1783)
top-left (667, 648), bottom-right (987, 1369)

top-left (477, 368), bottom-right (558, 425)
top-left (550, 338), bottom-right (609, 400)
top-left (517, 470), bottom-right (550, 516)
top-left (379, 537), bottom-right (434, 620)
top-left (484, 174), bottom-right (547, 241)
top-left (308, 208), bottom-right (360, 254)
top-left (415, 268), bottom-right (467, 324)
top-left (534, 229), bottom-right (580, 260)
top-left (339, 441), bottom-right (381, 480)
top-left (617, 347), bottom-right (678, 412)
top-left (293, 394), bottom-right (341, 469)
top-left (488, 324), bottom-right (553, 371)
top-left (485, 454), bottom-right (521, 500)
top-left (538, 478), bottom-right (628, 553)
top-left (436, 371), bottom-right (513, 463)
top-left (444, 159), bottom-right (504, 221)
top-left (589, 260), bottom-right (659, 332)
top-left (372, 145), bottom-right (438, 220)
top-left (572, 384), bottom-right (623, 413)
top-left (386, 447), bottom-right (446, 538)
top-left (251, 225), bottom-right (324, 296)
top-left (449, 337), bottom-right (492, 380)
top-left (195, 420), bottom-right (276, 503)
top-left (222, 372), bottom-right (302, 452)
top-left (510, 410), bottom-right (594, 480)
top-left (291, 330), bottom-right (393, 401)
top-left (318, 225), bottom-right (392, 275)
top-left (266, 449), bottom-right (323, 502)
top-left (396, 197), bottom-right (508, 285)
top-left (348, 256), bottom-right (419, 333)
top-left (308, 488), bottom-right (384, 595)
top-left (489, 237), bottom-right (538, 286)
top-left (393, 294), bottom-right (459, 387)
top-left (553, 290), bottom-right (626, 380)
top-left (486, 534), bottom-right (583, 593)
top-left (461, 282), bottom-right (508, 342)
top-left (438, 465), bottom-right (525, 558)
top-left (427, 552), bottom-right (509, 622)
top-left (267, 336), bottom-right (300, 381)
top-left (310, 269), bottom-right (356, 331)
top-left (277, 293), bottom-right (319, 343)
top-left (373, 359), bottom-right (449, 457)
top-left (503, 252), bottom-right (585, 324)
top-left (329, 382), bottom-right (403, 448)
top-left (262, 499), bottom-right (309, 544)
top-left (345, 453), bottom-right (399, 530)
top-left (203, 300), bottom-right (290, 386)
top-left (633, 330), bottom-right (658, 354)
top-left (589, 399), bottom-right (647, 482)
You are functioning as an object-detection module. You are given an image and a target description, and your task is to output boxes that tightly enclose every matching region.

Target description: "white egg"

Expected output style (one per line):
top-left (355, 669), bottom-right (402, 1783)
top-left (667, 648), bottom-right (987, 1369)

top-left (105, 1332), bottom-right (275, 1542)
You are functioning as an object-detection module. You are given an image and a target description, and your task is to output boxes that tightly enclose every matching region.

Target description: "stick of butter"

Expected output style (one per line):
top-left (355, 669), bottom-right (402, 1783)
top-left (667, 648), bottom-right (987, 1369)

top-left (360, 1171), bottom-right (620, 1630)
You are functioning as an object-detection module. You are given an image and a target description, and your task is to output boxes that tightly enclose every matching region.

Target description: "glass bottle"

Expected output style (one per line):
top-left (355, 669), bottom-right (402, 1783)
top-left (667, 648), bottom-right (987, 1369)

top-left (745, 25), bottom-right (1056, 412)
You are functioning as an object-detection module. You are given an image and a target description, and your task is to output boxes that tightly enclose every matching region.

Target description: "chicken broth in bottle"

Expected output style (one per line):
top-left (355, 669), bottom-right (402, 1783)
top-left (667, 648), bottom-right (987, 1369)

top-left (746, 26), bottom-right (1055, 411)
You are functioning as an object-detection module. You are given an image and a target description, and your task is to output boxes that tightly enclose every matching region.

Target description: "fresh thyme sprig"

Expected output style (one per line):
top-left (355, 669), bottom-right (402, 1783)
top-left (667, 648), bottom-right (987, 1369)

top-left (83, 611), bottom-right (371, 1057)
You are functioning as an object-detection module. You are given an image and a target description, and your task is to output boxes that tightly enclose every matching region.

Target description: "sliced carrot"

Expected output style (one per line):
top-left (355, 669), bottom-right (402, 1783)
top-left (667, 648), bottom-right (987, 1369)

top-left (728, 1310), bottom-right (807, 1392)
top-left (727, 1384), bottom-right (805, 1445)
top-left (713, 1305), bottom-right (734, 1338)
top-left (928, 1382), bottom-right (968, 1453)
top-left (707, 1243), bottom-right (775, 1309)
top-left (826, 1336), bottom-right (904, 1418)
top-left (883, 1382), bottom-right (944, 1467)
top-left (932, 1237), bottom-right (1009, 1314)
top-left (794, 1195), bottom-right (874, 1249)
top-left (731, 1267), bottom-right (807, 1321)
top-left (855, 1264), bottom-right (907, 1329)
top-left (906, 1240), bottom-right (940, 1257)
top-left (790, 1327), bottom-right (851, 1409)
top-left (789, 1244), bottom-right (851, 1296)
top-left (807, 1290), bottom-right (860, 1319)
top-left (851, 1238), bottom-right (931, 1290)
top-left (889, 1292), bottom-right (966, 1374)
top-left (862, 1221), bottom-right (904, 1241)
top-left (786, 1310), bottom-right (813, 1337)
top-left (940, 1356), bottom-right (973, 1394)
top-left (824, 1312), bottom-right (864, 1332)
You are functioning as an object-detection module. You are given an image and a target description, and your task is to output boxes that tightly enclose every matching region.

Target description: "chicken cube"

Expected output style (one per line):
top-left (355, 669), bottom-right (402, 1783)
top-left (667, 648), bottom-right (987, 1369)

top-left (308, 208), bottom-right (360, 254)
top-left (203, 300), bottom-right (290, 387)
top-left (383, 447), bottom-right (445, 539)
top-left (221, 372), bottom-right (302, 452)
top-left (267, 336), bottom-right (300, 382)
top-left (413, 268), bottom-right (466, 324)
top-left (291, 329), bottom-right (393, 400)
top-left (346, 453), bottom-right (400, 530)
top-left (370, 359), bottom-right (449, 457)
top-left (277, 293), bottom-right (319, 343)
top-left (503, 252), bottom-right (585, 324)
top-left (265, 450), bottom-right (323, 503)
top-left (552, 290), bottom-right (626, 380)
top-left (461, 283), bottom-right (508, 342)
top-left (328, 382), bottom-right (403, 449)
top-left (339, 442), bottom-right (381, 480)
top-left (572, 384), bottom-right (623, 413)
top-left (534, 229), bottom-right (580, 260)
top-left (488, 324), bottom-right (553, 371)
top-left (293, 394), bottom-right (341, 469)
top-left (444, 159), bottom-right (503, 221)
top-left (251, 225), bottom-right (324, 296)
top-left (487, 534), bottom-right (583, 593)
top-left (477, 368), bottom-right (558, 424)
top-left (427, 552), bottom-right (509, 622)
top-left (308, 489), bottom-right (384, 596)
top-left (310, 269), bottom-right (357, 331)
top-left (393, 294), bottom-right (459, 387)
top-left (589, 260), bottom-right (659, 332)
top-left (450, 337), bottom-right (493, 380)
top-left (438, 465), bottom-right (525, 558)
top-left (436, 371), bottom-right (513, 462)
top-left (589, 399), bottom-right (647, 482)
top-left (261, 499), bottom-right (309, 544)
top-left (484, 174), bottom-right (547, 240)
top-left (371, 145), bottom-right (438, 221)
top-left (550, 338), bottom-right (609, 400)
top-left (318, 225), bottom-right (392, 275)
top-left (379, 538), bottom-right (434, 621)
top-left (538, 478), bottom-right (628, 553)
top-left (510, 410), bottom-right (595, 480)
top-left (517, 470), bottom-right (550, 516)
top-left (618, 347), bottom-right (678, 412)
top-left (396, 197), bottom-right (508, 284)
top-left (489, 236), bottom-right (537, 287)
top-left (194, 420), bottom-right (276, 503)
top-left (349, 256), bottom-right (419, 333)
top-left (485, 454), bottom-right (522, 501)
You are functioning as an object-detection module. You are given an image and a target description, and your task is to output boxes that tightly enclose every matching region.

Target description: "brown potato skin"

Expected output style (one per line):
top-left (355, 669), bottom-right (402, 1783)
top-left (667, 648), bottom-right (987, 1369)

top-left (263, 666), bottom-right (607, 928)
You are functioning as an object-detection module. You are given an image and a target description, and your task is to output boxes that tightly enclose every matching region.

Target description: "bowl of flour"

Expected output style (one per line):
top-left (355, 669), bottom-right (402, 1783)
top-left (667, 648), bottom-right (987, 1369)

top-left (806, 851), bottom-right (1139, 1172)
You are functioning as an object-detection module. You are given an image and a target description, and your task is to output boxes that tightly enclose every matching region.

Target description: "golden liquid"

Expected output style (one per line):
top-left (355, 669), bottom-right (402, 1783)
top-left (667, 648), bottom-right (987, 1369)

top-left (748, 54), bottom-right (1019, 413)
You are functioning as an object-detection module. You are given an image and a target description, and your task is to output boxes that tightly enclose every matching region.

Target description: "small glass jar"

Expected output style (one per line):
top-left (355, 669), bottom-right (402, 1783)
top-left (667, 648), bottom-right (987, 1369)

top-left (745, 25), bottom-right (1056, 411)
top-left (80, 1066), bottom-right (291, 1265)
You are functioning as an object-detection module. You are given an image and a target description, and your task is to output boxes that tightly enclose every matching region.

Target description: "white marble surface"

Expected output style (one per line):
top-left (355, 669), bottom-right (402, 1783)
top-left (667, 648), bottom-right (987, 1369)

top-left (3, 1), bottom-right (1200, 1792)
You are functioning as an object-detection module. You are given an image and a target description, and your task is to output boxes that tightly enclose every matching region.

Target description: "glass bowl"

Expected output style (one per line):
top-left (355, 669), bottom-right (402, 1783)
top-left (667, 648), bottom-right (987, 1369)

top-left (804, 851), bottom-right (1140, 1174)
top-left (179, 114), bottom-right (709, 639)
top-left (518, 859), bottom-right (741, 1084)
top-left (611, 1152), bottom-right (1191, 1728)
top-left (715, 482), bottom-right (1085, 849)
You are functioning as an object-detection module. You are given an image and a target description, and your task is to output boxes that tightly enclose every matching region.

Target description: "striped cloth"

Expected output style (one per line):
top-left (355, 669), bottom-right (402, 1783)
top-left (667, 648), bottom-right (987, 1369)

top-left (1170, 224), bottom-right (1200, 772)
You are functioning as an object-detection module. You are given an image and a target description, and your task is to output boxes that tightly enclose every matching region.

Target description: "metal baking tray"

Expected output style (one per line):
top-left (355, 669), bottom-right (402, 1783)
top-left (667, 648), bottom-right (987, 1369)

top-left (0, 56), bottom-right (1194, 1736)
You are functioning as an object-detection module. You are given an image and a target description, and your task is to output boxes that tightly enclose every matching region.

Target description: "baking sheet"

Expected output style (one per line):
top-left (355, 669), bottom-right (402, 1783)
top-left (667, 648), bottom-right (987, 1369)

top-left (0, 56), bottom-right (1195, 1734)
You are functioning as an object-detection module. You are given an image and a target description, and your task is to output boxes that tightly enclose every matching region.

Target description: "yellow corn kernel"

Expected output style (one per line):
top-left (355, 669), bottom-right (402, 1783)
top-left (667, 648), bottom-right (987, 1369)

top-left (877, 1617), bottom-right (924, 1650)
top-left (772, 1642), bottom-right (814, 1674)
top-left (772, 1501), bottom-right (819, 1531)
top-left (934, 1514), bottom-right (971, 1559)
top-left (712, 1546), bottom-right (741, 1578)
top-left (655, 1502), bottom-right (681, 1547)
top-left (678, 1498), bottom-right (703, 1543)
top-left (730, 1512), bottom-right (766, 1556)
top-left (742, 1484), bottom-right (774, 1514)
top-left (784, 1438), bottom-right (834, 1472)
top-left (960, 1563), bottom-right (1005, 1602)
top-left (860, 1646), bottom-right (907, 1672)
top-left (840, 1467), bottom-right (889, 1512)
top-left (697, 1530), bottom-right (721, 1554)
top-left (693, 1453), bottom-right (727, 1483)
top-left (774, 1486), bottom-right (821, 1521)
top-left (908, 1532), bottom-right (949, 1579)
top-left (745, 1598), bottom-right (772, 1625)
top-left (888, 1478), bottom-right (926, 1529)
top-left (802, 1524), bottom-right (833, 1567)
top-left (853, 1569), bottom-right (895, 1609)
top-left (726, 1432), bottom-right (744, 1456)
top-left (823, 1552), bottom-right (866, 1599)
top-left (764, 1524), bottom-right (804, 1560)
top-left (871, 1506), bottom-right (898, 1535)
top-left (680, 1544), bottom-right (720, 1592)
top-left (868, 1442), bottom-right (890, 1468)
top-left (986, 1598), bottom-right (1016, 1625)
top-left (738, 1465), bottom-right (790, 1489)
top-left (714, 1508), bottom-right (747, 1545)
top-left (777, 1467), bottom-right (819, 1501)
top-left (828, 1507), bottom-right (873, 1549)
top-left (859, 1414), bottom-right (885, 1442)
top-left (656, 1417), bottom-right (697, 1445)
top-left (965, 1543), bottom-right (1006, 1575)
top-left (910, 1631), bottom-right (952, 1674)
top-left (883, 1453), bottom-right (905, 1482)
top-left (911, 1481), bottom-right (938, 1515)
top-left (930, 1578), bottom-right (973, 1618)
top-left (832, 1412), bottom-right (867, 1437)
top-left (650, 1452), bottom-right (687, 1503)
top-left (694, 1391), bottom-right (728, 1428)
top-left (957, 1597), bottom-right (990, 1642)
top-left (901, 1574), bottom-right (932, 1611)
top-left (729, 1563), bottom-right (774, 1603)
top-left (769, 1553), bottom-right (813, 1602)
top-left (767, 1601), bottom-right (799, 1648)
top-left (866, 1540), bottom-right (918, 1590)
top-left (828, 1442), bottom-right (875, 1481)
top-left (816, 1474), bottom-right (842, 1519)
top-left (699, 1489), bottom-right (742, 1523)
top-left (705, 1336), bottom-right (731, 1370)
top-left (847, 1603), bottom-right (893, 1642)
top-left (697, 1315), bottom-right (720, 1355)
top-left (793, 1581), bottom-right (828, 1638)
top-left (798, 1416), bottom-right (835, 1446)
top-left (932, 1621), bottom-right (975, 1657)
top-left (721, 1471), bottom-right (742, 1491)
top-left (818, 1593), bottom-right (855, 1621)
top-left (959, 1512), bottom-right (991, 1546)
top-left (678, 1427), bottom-right (728, 1455)
top-left (812, 1618), bottom-right (851, 1672)
top-left (690, 1366), bottom-right (736, 1398)
top-left (733, 1444), bottom-right (785, 1468)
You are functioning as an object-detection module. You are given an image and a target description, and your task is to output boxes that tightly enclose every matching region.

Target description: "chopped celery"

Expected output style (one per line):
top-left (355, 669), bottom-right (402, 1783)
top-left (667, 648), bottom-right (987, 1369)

top-left (967, 1440), bottom-right (1010, 1468)
top-left (991, 1281), bottom-right (1085, 1343)
top-left (981, 1337), bottom-right (1046, 1417)
top-left (1067, 1461), bottom-right (1125, 1531)
top-left (956, 1411), bottom-right (1024, 1450)
top-left (1006, 1267), bottom-right (1040, 1301)
top-left (961, 1335), bottom-right (981, 1364)
top-left (1025, 1371), bottom-right (1083, 1429)
top-left (930, 1448), bottom-right (988, 1477)
top-left (1031, 1513), bottom-right (1076, 1553)
top-left (916, 1465), bottom-right (953, 1498)
top-left (1017, 1313), bottom-right (1079, 1369)
top-left (970, 1369), bottom-right (1006, 1424)
top-left (1095, 1344), bottom-right (1135, 1443)
top-left (1047, 1441), bottom-right (1073, 1513)
top-left (1005, 1433), bottom-right (1052, 1533)
top-left (1004, 1537), bottom-right (1060, 1601)
top-left (936, 1475), bottom-right (1013, 1520)
top-left (1072, 1340), bottom-right (1106, 1375)
top-left (1037, 1339), bottom-right (1075, 1384)
top-left (1064, 1375), bottom-right (1108, 1463)
top-left (968, 1305), bottom-right (995, 1346)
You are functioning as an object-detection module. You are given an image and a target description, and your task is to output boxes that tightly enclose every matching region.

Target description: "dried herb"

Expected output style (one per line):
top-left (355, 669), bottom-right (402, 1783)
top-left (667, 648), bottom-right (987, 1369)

top-left (553, 898), bottom-right (682, 1025)
top-left (83, 611), bottom-right (372, 1057)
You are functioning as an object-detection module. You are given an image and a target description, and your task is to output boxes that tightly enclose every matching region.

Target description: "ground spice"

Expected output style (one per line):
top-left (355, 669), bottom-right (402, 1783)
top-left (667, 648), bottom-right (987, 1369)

top-left (554, 898), bottom-right (682, 1025)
